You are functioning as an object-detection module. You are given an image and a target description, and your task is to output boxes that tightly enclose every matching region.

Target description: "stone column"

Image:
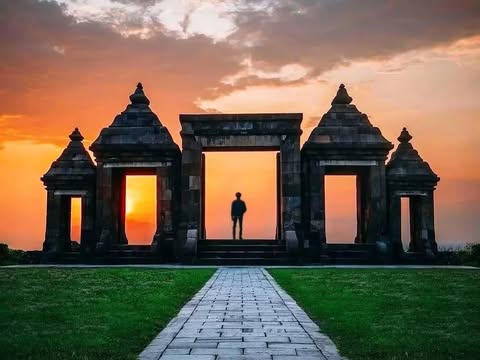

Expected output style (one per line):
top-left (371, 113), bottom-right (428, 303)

top-left (365, 164), bottom-right (388, 244)
top-left (43, 190), bottom-right (64, 256)
top-left (387, 192), bottom-right (402, 256)
top-left (409, 196), bottom-right (421, 252)
top-left (356, 173), bottom-right (367, 243)
top-left (307, 159), bottom-right (326, 260)
top-left (152, 165), bottom-right (175, 260)
top-left (80, 190), bottom-right (96, 256)
top-left (96, 164), bottom-right (114, 252)
top-left (280, 135), bottom-right (301, 255)
top-left (420, 191), bottom-right (437, 256)
top-left (118, 172), bottom-right (127, 244)
top-left (180, 135), bottom-right (202, 258)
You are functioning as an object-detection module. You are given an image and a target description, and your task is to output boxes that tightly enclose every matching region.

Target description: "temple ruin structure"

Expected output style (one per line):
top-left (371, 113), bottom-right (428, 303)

top-left (41, 83), bottom-right (440, 264)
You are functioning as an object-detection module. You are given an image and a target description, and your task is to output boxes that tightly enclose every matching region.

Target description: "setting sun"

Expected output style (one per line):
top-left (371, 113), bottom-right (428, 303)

top-left (125, 196), bottom-right (134, 216)
top-left (125, 176), bottom-right (156, 244)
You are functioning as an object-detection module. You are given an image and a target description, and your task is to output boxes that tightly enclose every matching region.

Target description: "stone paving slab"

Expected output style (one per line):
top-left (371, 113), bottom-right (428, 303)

top-left (138, 267), bottom-right (347, 360)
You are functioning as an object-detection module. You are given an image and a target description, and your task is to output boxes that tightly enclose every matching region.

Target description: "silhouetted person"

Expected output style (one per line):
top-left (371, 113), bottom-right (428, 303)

top-left (231, 192), bottom-right (247, 240)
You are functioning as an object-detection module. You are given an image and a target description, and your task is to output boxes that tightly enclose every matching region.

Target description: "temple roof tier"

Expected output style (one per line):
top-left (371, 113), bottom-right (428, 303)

top-left (90, 82), bottom-right (180, 161)
top-left (302, 84), bottom-right (393, 159)
top-left (41, 128), bottom-right (96, 188)
top-left (387, 127), bottom-right (439, 186)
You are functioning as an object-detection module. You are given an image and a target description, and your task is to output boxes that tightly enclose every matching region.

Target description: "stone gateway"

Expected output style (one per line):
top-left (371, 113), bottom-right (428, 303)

top-left (41, 83), bottom-right (439, 264)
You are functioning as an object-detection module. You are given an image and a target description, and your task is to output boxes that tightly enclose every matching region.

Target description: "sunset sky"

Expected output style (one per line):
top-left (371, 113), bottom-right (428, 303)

top-left (0, 0), bottom-right (479, 249)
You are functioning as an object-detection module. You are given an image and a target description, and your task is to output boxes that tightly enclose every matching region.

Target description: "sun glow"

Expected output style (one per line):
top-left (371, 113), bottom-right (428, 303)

top-left (125, 176), bottom-right (156, 244)
top-left (125, 196), bottom-right (134, 216)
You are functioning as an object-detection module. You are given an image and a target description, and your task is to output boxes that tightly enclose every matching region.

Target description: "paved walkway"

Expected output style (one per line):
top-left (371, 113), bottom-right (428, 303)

top-left (138, 267), bottom-right (345, 360)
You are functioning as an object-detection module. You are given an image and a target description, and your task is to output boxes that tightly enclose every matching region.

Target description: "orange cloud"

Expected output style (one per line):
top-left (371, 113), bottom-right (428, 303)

top-left (1, 0), bottom-right (480, 250)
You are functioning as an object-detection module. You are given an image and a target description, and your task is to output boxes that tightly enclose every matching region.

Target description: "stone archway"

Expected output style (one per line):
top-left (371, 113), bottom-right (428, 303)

top-left (179, 113), bottom-right (303, 258)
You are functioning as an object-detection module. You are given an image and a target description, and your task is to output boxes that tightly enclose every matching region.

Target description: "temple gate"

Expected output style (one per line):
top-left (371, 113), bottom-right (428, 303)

top-left (41, 83), bottom-right (440, 264)
top-left (179, 113), bottom-right (303, 259)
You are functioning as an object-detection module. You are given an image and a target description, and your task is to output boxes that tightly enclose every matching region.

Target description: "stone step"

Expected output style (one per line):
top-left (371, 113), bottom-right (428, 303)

top-left (326, 243), bottom-right (377, 251)
top-left (198, 250), bottom-right (288, 259)
top-left (105, 250), bottom-right (157, 257)
top-left (200, 239), bottom-right (278, 245)
top-left (196, 257), bottom-right (291, 265)
top-left (110, 245), bottom-right (152, 251)
top-left (199, 245), bottom-right (286, 253)
top-left (325, 250), bottom-right (375, 259)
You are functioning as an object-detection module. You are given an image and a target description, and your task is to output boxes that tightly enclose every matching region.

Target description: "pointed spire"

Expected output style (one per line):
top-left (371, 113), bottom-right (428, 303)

top-left (129, 82), bottom-right (150, 105)
top-left (69, 127), bottom-right (84, 142)
top-left (398, 127), bottom-right (412, 143)
top-left (331, 84), bottom-right (353, 105)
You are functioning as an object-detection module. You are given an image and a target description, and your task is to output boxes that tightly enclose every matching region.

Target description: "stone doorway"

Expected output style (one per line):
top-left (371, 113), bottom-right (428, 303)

top-left (204, 151), bottom-right (278, 240)
top-left (179, 113), bottom-right (302, 259)
top-left (324, 175), bottom-right (357, 243)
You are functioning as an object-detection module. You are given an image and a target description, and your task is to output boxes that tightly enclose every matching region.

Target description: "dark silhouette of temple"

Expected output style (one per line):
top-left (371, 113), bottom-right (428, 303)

top-left (41, 83), bottom-right (439, 264)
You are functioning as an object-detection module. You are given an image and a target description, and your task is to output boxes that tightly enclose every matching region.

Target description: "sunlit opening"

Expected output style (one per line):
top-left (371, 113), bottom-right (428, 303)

top-left (205, 152), bottom-right (277, 239)
top-left (401, 197), bottom-right (411, 251)
top-left (125, 175), bottom-right (156, 245)
top-left (325, 176), bottom-right (357, 243)
top-left (70, 197), bottom-right (82, 243)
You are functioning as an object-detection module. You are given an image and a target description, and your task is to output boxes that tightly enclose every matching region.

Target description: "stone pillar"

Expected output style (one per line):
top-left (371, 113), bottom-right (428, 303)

top-left (420, 192), bottom-right (437, 256)
top-left (43, 190), bottom-right (64, 256)
top-left (180, 136), bottom-right (202, 258)
top-left (152, 165), bottom-right (175, 260)
top-left (118, 172), bottom-right (127, 244)
top-left (365, 164), bottom-right (388, 244)
top-left (96, 164), bottom-right (114, 252)
top-left (356, 173), bottom-right (367, 243)
top-left (280, 135), bottom-right (301, 255)
top-left (409, 196), bottom-right (421, 252)
top-left (307, 159), bottom-right (326, 260)
top-left (387, 192), bottom-right (402, 256)
top-left (80, 190), bottom-right (96, 256)
top-left (409, 193), bottom-right (437, 257)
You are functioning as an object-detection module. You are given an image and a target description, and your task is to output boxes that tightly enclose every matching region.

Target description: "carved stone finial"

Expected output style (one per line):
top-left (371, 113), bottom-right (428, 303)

top-left (331, 83), bottom-right (353, 105)
top-left (129, 82), bottom-right (150, 105)
top-left (69, 127), bottom-right (84, 142)
top-left (398, 127), bottom-right (412, 143)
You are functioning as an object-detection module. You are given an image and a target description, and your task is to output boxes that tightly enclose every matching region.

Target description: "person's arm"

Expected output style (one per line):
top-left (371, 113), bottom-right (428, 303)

top-left (231, 201), bottom-right (235, 218)
top-left (242, 201), bottom-right (247, 214)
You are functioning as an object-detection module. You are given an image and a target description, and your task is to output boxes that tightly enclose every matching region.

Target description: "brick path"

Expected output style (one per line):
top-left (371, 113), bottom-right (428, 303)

top-left (138, 267), bottom-right (345, 360)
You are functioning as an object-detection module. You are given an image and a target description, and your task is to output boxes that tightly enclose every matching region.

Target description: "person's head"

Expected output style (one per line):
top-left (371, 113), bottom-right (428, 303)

top-left (235, 192), bottom-right (241, 199)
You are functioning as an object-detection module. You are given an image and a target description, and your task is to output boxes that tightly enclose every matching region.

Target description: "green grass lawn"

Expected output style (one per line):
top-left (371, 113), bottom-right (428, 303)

top-left (0, 268), bottom-right (215, 360)
top-left (269, 269), bottom-right (480, 360)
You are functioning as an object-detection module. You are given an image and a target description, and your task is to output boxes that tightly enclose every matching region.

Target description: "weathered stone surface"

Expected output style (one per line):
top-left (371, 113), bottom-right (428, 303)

top-left (179, 113), bottom-right (302, 258)
top-left (301, 85), bottom-right (393, 259)
top-left (386, 128), bottom-right (440, 257)
top-left (90, 83), bottom-right (180, 161)
top-left (138, 268), bottom-right (345, 359)
top-left (41, 128), bottom-right (96, 258)
top-left (42, 128), bottom-right (96, 189)
top-left (41, 83), bottom-right (440, 265)
top-left (90, 83), bottom-right (180, 258)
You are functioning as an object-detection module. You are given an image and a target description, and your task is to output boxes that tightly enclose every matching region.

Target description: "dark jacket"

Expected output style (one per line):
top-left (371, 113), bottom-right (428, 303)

top-left (231, 199), bottom-right (247, 217)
